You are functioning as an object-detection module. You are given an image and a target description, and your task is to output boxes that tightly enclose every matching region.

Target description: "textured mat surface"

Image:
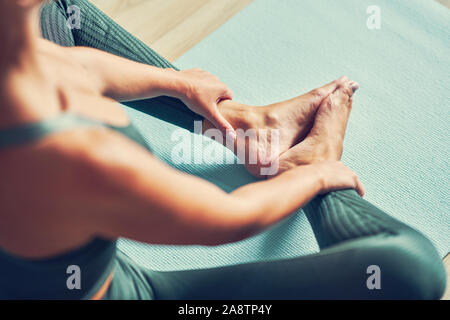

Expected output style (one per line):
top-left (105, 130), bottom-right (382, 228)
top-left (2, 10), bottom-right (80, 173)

top-left (118, 0), bottom-right (450, 270)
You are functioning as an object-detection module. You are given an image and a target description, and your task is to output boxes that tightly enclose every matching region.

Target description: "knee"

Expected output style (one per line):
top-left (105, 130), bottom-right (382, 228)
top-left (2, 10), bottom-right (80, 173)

top-left (372, 230), bottom-right (446, 299)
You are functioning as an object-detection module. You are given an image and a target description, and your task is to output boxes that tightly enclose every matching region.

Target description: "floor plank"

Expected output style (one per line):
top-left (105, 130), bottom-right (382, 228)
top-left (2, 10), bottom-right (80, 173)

top-left (151, 0), bottom-right (253, 61)
top-left (435, 0), bottom-right (450, 9)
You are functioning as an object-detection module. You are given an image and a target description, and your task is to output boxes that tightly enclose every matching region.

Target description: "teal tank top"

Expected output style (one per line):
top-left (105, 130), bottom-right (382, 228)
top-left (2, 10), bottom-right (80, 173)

top-left (0, 111), bottom-right (151, 299)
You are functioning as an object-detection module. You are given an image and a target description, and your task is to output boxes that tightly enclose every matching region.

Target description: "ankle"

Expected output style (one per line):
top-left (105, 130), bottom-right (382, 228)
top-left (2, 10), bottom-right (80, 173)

top-left (315, 139), bottom-right (343, 162)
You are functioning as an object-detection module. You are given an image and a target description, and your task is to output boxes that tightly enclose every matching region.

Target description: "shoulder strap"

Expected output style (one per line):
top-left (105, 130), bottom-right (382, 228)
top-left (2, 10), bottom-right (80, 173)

top-left (0, 113), bottom-right (100, 149)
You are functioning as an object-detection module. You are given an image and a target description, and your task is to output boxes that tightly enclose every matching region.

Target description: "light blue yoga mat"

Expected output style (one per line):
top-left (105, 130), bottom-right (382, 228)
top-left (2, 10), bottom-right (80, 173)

top-left (118, 0), bottom-right (450, 270)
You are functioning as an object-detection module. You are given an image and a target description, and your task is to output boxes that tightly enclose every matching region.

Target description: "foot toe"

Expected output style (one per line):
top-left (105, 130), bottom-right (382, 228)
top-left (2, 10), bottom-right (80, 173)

top-left (309, 76), bottom-right (348, 103)
top-left (331, 86), bottom-right (351, 107)
top-left (349, 81), bottom-right (359, 93)
top-left (337, 80), bottom-right (356, 98)
top-left (337, 75), bottom-right (349, 84)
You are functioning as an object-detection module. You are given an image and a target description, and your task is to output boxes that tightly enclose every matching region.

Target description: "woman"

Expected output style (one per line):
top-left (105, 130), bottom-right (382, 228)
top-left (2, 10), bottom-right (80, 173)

top-left (0, 0), bottom-right (445, 299)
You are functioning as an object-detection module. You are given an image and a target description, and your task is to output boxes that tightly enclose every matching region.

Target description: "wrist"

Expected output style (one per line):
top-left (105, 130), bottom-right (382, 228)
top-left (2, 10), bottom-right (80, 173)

top-left (145, 68), bottom-right (189, 99)
top-left (163, 69), bottom-right (192, 100)
top-left (279, 164), bottom-right (324, 195)
top-left (309, 163), bottom-right (326, 194)
top-left (298, 164), bottom-right (325, 195)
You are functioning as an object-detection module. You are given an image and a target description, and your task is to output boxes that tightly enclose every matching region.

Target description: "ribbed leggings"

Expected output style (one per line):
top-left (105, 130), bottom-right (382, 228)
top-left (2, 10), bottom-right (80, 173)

top-left (40, 0), bottom-right (446, 299)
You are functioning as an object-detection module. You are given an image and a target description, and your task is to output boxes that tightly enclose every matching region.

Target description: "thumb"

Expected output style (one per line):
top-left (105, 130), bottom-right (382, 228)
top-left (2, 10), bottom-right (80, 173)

top-left (208, 111), bottom-right (236, 142)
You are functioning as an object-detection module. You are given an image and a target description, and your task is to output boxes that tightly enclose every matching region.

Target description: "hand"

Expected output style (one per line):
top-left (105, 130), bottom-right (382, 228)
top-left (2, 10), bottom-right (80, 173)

top-left (314, 161), bottom-right (365, 196)
top-left (179, 68), bottom-right (235, 139)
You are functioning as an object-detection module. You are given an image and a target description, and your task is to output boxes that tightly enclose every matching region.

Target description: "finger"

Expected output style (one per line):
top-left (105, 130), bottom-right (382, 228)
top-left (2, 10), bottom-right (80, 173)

top-left (216, 88), bottom-right (233, 102)
top-left (223, 88), bottom-right (234, 100)
top-left (208, 111), bottom-right (236, 141)
top-left (354, 176), bottom-right (365, 197)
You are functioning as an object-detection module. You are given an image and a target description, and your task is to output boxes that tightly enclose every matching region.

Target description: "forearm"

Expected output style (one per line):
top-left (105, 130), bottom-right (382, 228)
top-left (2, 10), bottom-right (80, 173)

top-left (81, 133), bottom-right (324, 246)
top-left (69, 46), bottom-right (188, 101)
top-left (148, 164), bottom-right (323, 245)
top-left (132, 164), bottom-right (323, 246)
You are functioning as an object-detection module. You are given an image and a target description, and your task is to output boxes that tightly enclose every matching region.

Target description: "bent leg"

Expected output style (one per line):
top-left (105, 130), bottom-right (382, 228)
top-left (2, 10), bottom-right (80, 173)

top-left (41, 0), bottom-right (174, 68)
top-left (302, 189), bottom-right (446, 299)
top-left (39, 0), bottom-right (201, 131)
top-left (147, 190), bottom-right (445, 300)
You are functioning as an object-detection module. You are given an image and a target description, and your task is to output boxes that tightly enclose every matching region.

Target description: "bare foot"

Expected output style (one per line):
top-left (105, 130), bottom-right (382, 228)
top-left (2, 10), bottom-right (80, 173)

top-left (277, 80), bottom-right (358, 175)
top-left (202, 76), bottom-right (353, 177)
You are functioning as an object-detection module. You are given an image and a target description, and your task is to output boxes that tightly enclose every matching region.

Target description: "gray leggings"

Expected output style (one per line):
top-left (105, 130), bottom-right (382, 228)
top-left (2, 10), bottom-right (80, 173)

top-left (41, 0), bottom-right (446, 299)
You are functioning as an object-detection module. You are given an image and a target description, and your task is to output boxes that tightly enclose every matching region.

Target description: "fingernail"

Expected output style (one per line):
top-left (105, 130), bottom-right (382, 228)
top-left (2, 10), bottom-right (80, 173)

top-left (351, 82), bottom-right (359, 92)
top-left (226, 130), bottom-right (236, 141)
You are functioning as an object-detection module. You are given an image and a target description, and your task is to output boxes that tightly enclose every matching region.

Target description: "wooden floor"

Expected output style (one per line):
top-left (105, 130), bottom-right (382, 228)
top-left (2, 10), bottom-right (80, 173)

top-left (443, 254), bottom-right (450, 300)
top-left (436, 0), bottom-right (450, 9)
top-left (90, 0), bottom-right (252, 62)
top-left (90, 0), bottom-right (449, 299)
